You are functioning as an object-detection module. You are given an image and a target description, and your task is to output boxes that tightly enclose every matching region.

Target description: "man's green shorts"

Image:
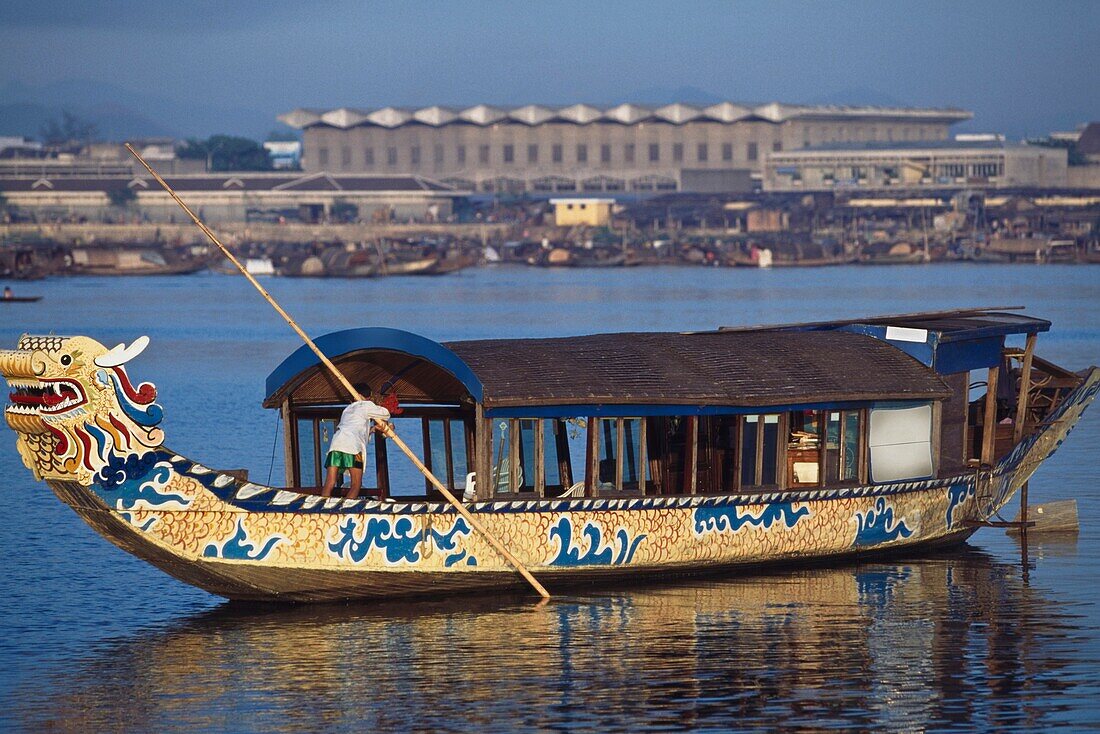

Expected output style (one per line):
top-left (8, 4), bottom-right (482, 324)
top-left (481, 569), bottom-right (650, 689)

top-left (325, 450), bottom-right (363, 470)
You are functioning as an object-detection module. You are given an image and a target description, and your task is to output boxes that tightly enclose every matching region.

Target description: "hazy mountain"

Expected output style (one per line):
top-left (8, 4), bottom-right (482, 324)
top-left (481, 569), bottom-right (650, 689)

top-left (626, 86), bottom-right (726, 105)
top-left (0, 79), bottom-right (276, 141)
top-left (623, 86), bottom-right (916, 109)
top-left (810, 87), bottom-right (912, 108)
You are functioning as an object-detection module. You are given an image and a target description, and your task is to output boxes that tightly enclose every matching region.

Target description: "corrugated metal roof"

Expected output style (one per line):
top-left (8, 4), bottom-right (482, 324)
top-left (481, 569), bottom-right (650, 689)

top-left (279, 103), bottom-right (972, 130)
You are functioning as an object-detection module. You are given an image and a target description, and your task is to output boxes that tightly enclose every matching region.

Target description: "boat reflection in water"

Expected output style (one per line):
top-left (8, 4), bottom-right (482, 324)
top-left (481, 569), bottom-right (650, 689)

top-left (18, 545), bottom-right (1086, 732)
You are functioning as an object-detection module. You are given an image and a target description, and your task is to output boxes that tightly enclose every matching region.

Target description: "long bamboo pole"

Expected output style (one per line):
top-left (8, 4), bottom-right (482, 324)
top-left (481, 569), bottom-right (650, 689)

top-left (125, 144), bottom-right (550, 599)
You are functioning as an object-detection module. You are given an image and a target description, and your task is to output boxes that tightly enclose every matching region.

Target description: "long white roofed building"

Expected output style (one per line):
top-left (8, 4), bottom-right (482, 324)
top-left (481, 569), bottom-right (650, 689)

top-left (279, 102), bottom-right (972, 194)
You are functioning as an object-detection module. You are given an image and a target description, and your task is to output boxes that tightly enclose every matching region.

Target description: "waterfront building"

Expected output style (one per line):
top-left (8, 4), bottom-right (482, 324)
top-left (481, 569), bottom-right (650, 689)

top-left (763, 140), bottom-right (1068, 192)
top-left (0, 139), bottom-right (204, 178)
top-left (278, 102), bottom-right (971, 194)
top-left (0, 172), bottom-right (458, 223)
top-left (551, 198), bottom-right (614, 227)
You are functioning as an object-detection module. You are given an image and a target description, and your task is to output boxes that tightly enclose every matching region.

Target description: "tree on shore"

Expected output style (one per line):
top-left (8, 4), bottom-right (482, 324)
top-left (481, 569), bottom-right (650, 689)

top-left (40, 110), bottom-right (100, 146)
top-left (178, 135), bottom-right (273, 172)
top-left (106, 185), bottom-right (137, 209)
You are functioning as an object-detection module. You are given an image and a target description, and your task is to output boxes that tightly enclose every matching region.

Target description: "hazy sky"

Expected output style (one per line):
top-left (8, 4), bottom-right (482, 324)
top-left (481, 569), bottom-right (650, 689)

top-left (2, 0), bottom-right (1097, 137)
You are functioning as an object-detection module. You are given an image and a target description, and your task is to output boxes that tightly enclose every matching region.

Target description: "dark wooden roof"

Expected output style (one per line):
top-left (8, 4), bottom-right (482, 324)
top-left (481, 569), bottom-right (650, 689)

top-left (445, 330), bottom-right (948, 409)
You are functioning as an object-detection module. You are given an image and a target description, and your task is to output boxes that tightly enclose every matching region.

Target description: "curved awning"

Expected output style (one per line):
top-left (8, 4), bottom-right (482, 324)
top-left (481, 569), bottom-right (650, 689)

top-left (263, 328), bottom-right (483, 408)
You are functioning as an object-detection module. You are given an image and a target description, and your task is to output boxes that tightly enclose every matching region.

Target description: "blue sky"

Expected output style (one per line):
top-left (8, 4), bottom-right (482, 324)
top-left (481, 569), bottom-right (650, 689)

top-left (1, 0), bottom-right (1096, 139)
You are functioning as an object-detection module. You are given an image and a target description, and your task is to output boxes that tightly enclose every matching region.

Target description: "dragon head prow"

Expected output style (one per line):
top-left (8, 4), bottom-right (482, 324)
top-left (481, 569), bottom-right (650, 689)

top-left (2, 334), bottom-right (164, 484)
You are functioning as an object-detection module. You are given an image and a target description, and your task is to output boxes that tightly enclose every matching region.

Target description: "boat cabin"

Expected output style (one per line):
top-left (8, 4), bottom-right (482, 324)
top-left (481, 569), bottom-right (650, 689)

top-left (263, 308), bottom-right (1069, 501)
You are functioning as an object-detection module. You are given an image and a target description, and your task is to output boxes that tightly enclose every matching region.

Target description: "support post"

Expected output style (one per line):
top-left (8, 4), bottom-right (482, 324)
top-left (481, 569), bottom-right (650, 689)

top-left (281, 399), bottom-right (296, 488)
top-left (685, 416), bottom-right (698, 495)
top-left (534, 419), bottom-right (545, 498)
top-left (615, 419), bottom-right (624, 491)
top-left (475, 405), bottom-right (492, 501)
top-left (981, 365), bottom-right (1000, 466)
top-left (1014, 333), bottom-right (1037, 444)
top-left (584, 418), bottom-right (597, 497)
top-left (508, 419), bottom-right (520, 493)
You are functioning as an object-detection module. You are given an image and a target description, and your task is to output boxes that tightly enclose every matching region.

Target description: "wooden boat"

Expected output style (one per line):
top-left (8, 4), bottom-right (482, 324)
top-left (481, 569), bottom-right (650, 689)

top-left (726, 253), bottom-right (859, 268)
top-left (413, 250), bottom-right (478, 275)
top-left (1, 296), bottom-right (42, 303)
top-left (379, 256), bottom-right (439, 276)
top-left (2, 308), bottom-right (1097, 602)
top-left (65, 245), bottom-right (211, 276)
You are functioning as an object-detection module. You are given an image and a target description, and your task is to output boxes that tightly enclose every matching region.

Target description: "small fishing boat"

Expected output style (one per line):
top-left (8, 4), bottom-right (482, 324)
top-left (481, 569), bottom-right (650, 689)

top-left (65, 245), bottom-right (211, 276)
top-left (3, 307), bottom-right (1096, 602)
top-left (1, 296), bottom-right (42, 303)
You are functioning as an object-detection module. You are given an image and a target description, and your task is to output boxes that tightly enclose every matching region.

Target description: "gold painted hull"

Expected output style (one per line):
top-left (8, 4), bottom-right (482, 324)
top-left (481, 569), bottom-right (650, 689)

top-left (32, 368), bottom-right (1100, 603)
top-left (52, 475), bottom-right (981, 602)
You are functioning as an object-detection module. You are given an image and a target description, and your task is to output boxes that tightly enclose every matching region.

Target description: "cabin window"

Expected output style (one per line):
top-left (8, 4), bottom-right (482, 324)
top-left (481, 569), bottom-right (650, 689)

top-left (695, 416), bottom-right (739, 493)
top-left (296, 417), bottom-right (321, 486)
top-left (495, 418), bottom-right (540, 495)
top-left (787, 410), bottom-right (823, 486)
top-left (868, 404), bottom-right (933, 483)
top-left (491, 418), bottom-right (579, 497)
top-left (592, 418), bottom-right (648, 494)
top-left (542, 419), bottom-right (574, 493)
top-left (490, 420), bottom-right (520, 494)
top-left (423, 417), bottom-right (470, 493)
top-left (293, 412), bottom-right (385, 496)
top-left (824, 410), bottom-right (863, 484)
top-left (740, 414), bottom-right (780, 488)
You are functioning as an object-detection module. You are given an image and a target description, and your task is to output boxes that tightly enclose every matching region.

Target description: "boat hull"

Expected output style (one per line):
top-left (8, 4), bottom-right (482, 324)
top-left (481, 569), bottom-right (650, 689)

top-left (49, 472), bottom-right (984, 601)
top-left (39, 364), bottom-right (1098, 603)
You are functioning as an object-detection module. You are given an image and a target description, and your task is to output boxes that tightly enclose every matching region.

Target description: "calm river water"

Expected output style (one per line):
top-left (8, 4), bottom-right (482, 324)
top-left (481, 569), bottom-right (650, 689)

top-left (1, 264), bottom-right (1098, 732)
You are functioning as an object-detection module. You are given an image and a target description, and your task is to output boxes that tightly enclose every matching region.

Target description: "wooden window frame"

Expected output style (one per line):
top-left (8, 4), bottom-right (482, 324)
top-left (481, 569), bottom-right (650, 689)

top-left (738, 413), bottom-right (782, 491)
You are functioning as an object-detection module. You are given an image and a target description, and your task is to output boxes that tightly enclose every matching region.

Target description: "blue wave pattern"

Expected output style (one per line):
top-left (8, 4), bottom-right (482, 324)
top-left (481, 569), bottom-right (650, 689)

top-left (853, 497), bottom-right (913, 547)
top-left (444, 549), bottom-right (477, 567)
top-left (548, 517), bottom-right (646, 567)
top-left (93, 451), bottom-right (192, 510)
top-left (694, 502), bottom-right (810, 536)
top-left (945, 482), bottom-right (975, 528)
top-left (94, 451), bottom-right (159, 490)
top-left (327, 515), bottom-right (473, 565)
top-left (203, 518), bottom-right (285, 561)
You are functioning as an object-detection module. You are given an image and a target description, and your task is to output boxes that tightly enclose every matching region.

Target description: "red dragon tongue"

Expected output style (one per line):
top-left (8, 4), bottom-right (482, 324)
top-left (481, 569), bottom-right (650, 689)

top-left (41, 392), bottom-right (65, 407)
top-left (10, 391), bottom-right (44, 406)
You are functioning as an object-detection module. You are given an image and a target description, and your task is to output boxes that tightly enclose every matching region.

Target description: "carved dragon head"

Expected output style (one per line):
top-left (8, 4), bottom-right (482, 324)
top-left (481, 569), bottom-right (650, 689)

top-left (2, 334), bottom-right (164, 485)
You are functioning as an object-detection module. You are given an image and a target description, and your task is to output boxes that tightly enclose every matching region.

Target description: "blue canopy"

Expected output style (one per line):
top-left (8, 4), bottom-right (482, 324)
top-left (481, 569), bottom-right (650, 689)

top-left (264, 327), bottom-right (483, 406)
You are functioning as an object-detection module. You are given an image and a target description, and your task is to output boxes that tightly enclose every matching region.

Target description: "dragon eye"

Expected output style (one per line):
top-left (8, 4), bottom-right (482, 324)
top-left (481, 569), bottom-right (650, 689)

top-left (60, 355), bottom-right (72, 366)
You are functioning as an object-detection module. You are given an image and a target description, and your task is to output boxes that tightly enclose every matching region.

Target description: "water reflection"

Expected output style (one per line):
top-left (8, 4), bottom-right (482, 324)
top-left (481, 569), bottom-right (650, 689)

top-left (17, 545), bottom-right (1091, 732)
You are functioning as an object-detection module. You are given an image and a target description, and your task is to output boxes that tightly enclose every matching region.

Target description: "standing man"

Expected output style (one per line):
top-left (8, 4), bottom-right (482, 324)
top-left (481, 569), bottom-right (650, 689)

top-left (320, 396), bottom-right (391, 499)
